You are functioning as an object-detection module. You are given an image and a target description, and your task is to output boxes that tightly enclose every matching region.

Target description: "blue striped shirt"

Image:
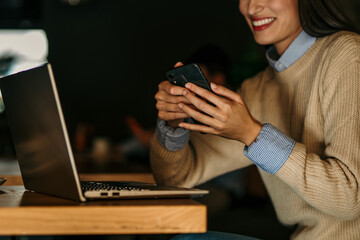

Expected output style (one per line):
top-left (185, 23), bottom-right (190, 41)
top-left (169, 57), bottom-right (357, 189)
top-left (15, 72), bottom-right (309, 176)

top-left (156, 30), bottom-right (316, 174)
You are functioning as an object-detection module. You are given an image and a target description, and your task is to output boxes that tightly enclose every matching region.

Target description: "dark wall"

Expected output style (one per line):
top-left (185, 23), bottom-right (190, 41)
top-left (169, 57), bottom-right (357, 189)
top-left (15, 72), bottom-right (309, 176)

top-left (41, 0), bottom-right (257, 141)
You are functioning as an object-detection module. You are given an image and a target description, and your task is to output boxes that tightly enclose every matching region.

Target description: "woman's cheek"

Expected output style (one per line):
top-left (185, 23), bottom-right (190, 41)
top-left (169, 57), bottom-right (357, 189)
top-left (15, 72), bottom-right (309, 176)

top-left (238, 1), bottom-right (247, 16)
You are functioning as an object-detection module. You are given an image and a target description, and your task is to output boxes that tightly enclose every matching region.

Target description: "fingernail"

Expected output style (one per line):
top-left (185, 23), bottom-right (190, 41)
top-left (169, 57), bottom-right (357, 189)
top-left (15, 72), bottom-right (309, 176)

top-left (211, 82), bottom-right (217, 89)
top-left (178, 103), bottom-right (183, 109)
top-left (182, 90), bottom-right (187, 96)
top-left (185, 83), bottom-right (191, 89)
top-left (178, 123), bottom-right (184, 128)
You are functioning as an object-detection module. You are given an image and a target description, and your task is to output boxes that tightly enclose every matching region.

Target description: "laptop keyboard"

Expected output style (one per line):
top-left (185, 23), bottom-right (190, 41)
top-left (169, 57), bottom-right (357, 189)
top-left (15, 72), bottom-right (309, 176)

top-left (81, 181), bottom-right (146, 192)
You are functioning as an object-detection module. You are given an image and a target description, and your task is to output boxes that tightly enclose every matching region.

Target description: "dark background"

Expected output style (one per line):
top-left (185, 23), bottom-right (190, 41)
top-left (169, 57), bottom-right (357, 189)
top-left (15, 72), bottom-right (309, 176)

top-left (43, 0), bottom-right (254, 140)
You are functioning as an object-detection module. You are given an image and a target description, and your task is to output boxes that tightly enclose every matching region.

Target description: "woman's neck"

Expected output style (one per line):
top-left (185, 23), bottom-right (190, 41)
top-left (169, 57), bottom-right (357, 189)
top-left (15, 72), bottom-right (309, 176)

top-left (274, 27), bottom-right (303, 56)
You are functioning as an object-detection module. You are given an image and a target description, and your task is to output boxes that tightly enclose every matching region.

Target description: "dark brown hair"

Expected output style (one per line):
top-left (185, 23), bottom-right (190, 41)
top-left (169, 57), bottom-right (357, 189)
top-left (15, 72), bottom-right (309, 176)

top-left (299, 0), bottom-right (360, 37)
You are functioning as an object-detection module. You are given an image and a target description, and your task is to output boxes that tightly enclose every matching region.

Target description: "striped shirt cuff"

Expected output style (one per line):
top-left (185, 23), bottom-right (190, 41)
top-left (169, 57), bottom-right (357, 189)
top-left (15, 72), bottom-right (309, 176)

top-left (244, 123), bottom-right (295, 174)
top-left (156, 118), bottom-right (190, 151)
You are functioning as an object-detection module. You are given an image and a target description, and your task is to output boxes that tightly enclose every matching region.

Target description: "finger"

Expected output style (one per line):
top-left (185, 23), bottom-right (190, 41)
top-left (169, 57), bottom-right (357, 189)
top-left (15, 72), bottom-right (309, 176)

top-left (156, 102), bottom-right (186, 112)
top-left (158, 81), bottom-right (186, 96)
top-left (184, 83), bottom-right (226, 108)
top-left (178, 121), bottom-right (220, 135)
top-left (155, 91), bottom-right (191, 104)
top-left (174, 62), bottom-right (184, 68)
top-left (158, 111), bottom-right (190, 121)
top-left (182, 88), bottom-right (221, 119)
top-left (210, 82), bottom-right (242, 103)
top-left (178, 102), bottom-right (216, 126)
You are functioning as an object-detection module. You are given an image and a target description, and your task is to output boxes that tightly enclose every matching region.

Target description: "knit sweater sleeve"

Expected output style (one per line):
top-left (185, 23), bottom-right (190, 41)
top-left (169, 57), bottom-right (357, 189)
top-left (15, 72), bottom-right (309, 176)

top-left (275, 34), bottom-right (360, 220)
top-left (150, 129), bottom-right (253, 188)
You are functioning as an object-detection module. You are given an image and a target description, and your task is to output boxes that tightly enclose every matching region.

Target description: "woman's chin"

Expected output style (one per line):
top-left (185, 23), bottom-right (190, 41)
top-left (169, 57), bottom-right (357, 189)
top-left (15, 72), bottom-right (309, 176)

top-left (253, 35), bottom-right (275, 46)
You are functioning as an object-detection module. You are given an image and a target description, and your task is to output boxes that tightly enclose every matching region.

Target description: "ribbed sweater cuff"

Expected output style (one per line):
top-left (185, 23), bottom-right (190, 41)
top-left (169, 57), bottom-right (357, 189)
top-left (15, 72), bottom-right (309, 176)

top-left (156, 119), bottom-right (190, 151)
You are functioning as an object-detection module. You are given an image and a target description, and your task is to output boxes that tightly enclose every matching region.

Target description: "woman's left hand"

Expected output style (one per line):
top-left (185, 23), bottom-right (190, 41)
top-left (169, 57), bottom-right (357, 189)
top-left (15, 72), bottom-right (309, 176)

top-left (178, 82), bottom-right (262, 146)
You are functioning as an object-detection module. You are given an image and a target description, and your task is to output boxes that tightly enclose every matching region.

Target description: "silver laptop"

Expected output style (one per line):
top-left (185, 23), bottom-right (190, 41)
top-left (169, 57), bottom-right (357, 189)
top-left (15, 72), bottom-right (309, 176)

top-left (0, 63), bottom-right (208, 202)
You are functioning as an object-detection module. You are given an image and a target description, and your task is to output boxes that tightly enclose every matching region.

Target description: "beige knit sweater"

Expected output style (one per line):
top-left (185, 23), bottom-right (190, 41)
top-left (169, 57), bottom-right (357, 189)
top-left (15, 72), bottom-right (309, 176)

top-left (150, 31), bottom-right (360, 239)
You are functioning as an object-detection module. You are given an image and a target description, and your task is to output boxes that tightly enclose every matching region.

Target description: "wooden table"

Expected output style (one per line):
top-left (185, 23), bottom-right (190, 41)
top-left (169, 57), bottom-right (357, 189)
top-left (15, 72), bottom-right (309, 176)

top-left (0, 174), bottom-right (207, 236)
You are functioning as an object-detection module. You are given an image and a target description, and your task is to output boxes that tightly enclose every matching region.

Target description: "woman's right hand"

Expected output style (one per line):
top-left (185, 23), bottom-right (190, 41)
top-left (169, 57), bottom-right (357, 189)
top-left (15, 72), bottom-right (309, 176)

top-left (155, 62), bottom-right (191, 128)
top-left (155, 80), bottom-right (191, 128)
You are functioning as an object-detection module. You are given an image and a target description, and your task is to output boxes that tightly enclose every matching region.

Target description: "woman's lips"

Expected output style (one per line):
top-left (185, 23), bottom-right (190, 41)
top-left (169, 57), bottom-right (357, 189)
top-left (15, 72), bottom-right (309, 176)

top-left (252, 17), bottom-right (276, 31)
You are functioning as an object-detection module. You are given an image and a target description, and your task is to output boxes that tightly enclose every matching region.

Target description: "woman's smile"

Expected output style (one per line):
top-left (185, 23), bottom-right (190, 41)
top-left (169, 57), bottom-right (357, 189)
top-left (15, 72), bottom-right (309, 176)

top-left (252, 17), bottom-right (276, 31)
top-left (239, 0), bottom-right (302, 55)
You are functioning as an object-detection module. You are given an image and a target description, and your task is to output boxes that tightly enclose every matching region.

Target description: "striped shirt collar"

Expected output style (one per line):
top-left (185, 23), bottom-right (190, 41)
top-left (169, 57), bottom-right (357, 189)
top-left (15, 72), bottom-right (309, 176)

top-left (266, 30), bottom-right (317, 72)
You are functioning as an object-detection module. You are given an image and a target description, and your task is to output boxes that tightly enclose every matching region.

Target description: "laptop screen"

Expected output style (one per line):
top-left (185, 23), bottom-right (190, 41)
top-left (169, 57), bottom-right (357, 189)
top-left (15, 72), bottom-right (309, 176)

top-left (0, 64), bottom-right (85, 201)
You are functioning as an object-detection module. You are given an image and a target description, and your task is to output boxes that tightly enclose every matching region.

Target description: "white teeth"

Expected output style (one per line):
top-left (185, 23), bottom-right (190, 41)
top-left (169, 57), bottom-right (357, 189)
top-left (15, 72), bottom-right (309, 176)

top-left (252, 17), bottom-right (275, 27)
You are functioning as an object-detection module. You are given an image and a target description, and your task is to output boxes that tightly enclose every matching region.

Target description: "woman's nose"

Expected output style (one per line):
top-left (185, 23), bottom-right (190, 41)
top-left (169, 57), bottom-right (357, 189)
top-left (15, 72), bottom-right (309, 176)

top-left (247, 0), bottom-right (264, 16)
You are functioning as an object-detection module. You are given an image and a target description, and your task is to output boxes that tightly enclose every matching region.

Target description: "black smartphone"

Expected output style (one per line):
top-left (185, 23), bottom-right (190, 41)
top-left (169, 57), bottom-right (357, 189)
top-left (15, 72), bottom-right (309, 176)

top-left (166, 63), bottom-right (213, 125)
top-left (166, 63), bottom-right (213, 93)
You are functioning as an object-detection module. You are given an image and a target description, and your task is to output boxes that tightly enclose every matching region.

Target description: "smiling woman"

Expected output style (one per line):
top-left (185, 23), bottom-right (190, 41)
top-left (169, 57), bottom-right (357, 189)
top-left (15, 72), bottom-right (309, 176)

top-left (151, 0), bottom-right (360, 239)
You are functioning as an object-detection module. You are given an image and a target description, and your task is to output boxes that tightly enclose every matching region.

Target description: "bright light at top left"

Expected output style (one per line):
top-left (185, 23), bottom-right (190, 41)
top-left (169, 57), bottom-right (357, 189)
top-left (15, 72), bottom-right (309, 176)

top-left (0, 29), bottom-right (48, 76)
